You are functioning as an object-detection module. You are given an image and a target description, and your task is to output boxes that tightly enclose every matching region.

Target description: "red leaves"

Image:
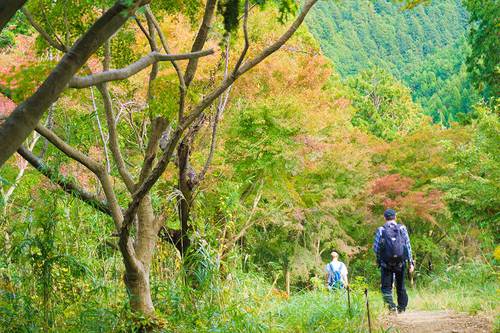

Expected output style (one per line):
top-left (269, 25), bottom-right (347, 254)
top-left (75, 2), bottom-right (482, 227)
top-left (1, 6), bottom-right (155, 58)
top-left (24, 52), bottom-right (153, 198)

top-left (370, 173), bottom-right (446, 225)
top-left (371, 174), bottom-right (413, 197)
top-left (0, 95), bottom-right (15, 117)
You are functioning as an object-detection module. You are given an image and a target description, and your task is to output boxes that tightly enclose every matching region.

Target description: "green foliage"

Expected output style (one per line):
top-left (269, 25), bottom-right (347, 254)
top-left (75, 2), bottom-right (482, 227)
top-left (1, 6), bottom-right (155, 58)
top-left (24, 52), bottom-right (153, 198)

top-left (403, 38), bottom-right (481, 124)
top-left (348, 69), bottom-right (425, 140)
top-left (3, 61), bottom-right (56, 103)
top-left (224, 102), bottom-right (298, 182)
top-left (110, 28), bottom-right (138, 69)
top-left (218, 0), bottom-right (241, 32)
top-left (434, 105), bottom-right (500, 233)
top-left (306, 0), bottom-right (476, 121)
top-left (463, 0), bottom-right (500, 98)
top-left (0, 11), bottom-right (31, 48)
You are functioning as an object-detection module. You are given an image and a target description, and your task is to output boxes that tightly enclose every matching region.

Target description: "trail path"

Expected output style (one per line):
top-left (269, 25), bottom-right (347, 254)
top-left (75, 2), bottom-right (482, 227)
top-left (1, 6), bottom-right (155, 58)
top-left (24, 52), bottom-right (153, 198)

top-left (382, 310), bottom-right (492, 333)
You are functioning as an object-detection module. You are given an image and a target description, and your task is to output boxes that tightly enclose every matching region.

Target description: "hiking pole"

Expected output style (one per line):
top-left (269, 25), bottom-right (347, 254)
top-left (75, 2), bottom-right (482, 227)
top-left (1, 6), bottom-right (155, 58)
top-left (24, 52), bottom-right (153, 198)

top-left (347, 286), bottom-right (351, 313)
top-left (364, 288), bottom-right (372, 333)
top-left (409, 263), bottom-right (414, 288)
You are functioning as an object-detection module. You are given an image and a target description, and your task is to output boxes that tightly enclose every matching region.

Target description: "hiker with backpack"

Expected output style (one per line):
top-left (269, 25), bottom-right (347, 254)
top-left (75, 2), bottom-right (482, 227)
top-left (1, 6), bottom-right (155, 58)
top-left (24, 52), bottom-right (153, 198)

top-left (373, 209), bottom-right (414, 313)
top-left (325, 251), bottom-right (349, 290)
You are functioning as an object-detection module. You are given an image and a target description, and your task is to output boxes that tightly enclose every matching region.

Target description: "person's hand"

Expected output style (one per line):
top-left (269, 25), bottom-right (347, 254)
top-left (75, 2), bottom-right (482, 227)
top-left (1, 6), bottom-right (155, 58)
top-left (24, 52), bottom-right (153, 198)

top-left (409, 263), bottom-right (415, 273)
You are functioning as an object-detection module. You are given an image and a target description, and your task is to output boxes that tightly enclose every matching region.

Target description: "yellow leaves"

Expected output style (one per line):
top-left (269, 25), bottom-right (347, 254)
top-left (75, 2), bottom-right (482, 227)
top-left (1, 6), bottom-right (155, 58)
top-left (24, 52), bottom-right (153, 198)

top-left (494, 246), bottom-right (500, 261)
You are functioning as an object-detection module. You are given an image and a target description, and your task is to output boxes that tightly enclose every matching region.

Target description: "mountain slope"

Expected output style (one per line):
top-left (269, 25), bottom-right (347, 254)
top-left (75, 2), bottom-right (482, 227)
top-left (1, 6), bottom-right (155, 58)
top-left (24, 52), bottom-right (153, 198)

top-left (306, 0), bottom-right (478, 123)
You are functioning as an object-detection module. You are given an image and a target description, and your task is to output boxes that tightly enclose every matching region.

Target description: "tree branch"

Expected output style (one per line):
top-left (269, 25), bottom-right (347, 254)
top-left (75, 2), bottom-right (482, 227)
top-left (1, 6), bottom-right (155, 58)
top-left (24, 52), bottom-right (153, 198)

top-left (98, 83), bottom-right (136, 192)
top-left (69, 50), bottom-right (214, 88)
top-left (35, 124), bottom-right (102, 174)
top-left (97, 43), bottom-right (136, 193)
top-left (21, 8), bottom-right (68, 52)
top-left (120, 0), bottom-right (319, 241)
top-left (144, 6), bottom-right (187, 122)
top-left (90, 86), bottom-right (111, 174)
top-left (16, 145), bottom-right (112, 215)
top-left (236, 0), bottom-right (318, 77)
top-left (137, 117), bottom-right (168, 185)
top-left (142, 13), bottom-right (159, 101)
top-left (33, 123), bottom-right (123, 231)
top-left (231, 0), bottom-right (250, 76)
top-left (183, 0), bottom-right (319, 127)
top-left (134, 17), bottom-right (154, 49)
top-left (0, 0), bottom-right (27, 32)
top-left (184, 0), bottom-right (217, 87)
top-left (0, 0), bottom-right (151, 167)
top-left (198, 36), bottom-right (232, 184)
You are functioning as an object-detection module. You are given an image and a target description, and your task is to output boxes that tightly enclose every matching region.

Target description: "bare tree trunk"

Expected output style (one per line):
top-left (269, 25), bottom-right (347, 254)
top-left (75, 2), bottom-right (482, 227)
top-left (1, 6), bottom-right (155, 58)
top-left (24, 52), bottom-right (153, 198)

top-left (123, 195), bottom-right (161, 314)
top-left (123, 262), bottom-right (155, 314)
top-left (177, 140), bottom-right (193, 257)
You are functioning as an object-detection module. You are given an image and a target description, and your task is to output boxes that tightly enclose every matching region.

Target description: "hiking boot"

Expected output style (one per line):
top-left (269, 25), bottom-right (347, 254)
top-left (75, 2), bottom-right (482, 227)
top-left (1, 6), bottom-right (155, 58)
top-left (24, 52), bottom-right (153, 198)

top-left (389, 306), bottom-right (397, 313)
top-left (397, 307), bottom-right (406, 313)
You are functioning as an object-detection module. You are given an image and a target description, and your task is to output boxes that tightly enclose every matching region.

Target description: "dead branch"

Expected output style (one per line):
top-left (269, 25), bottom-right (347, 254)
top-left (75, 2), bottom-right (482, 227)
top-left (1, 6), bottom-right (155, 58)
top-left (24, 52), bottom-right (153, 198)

top-left (21, 8), bottom-right (68, 52)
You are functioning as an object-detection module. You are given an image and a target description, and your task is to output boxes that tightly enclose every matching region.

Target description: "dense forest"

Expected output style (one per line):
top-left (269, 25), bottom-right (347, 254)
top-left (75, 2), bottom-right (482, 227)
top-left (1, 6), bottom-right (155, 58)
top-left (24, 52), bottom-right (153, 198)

top-left (0, 0), bottom-right (498, 332)
top-left (306, 0), bottom-right (481, 123)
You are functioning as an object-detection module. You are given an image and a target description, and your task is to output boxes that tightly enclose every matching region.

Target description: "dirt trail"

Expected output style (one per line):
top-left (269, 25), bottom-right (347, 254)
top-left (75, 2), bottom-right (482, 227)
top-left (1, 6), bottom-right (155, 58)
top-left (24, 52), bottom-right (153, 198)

top-left (382, 310), bottom-right (493, 333)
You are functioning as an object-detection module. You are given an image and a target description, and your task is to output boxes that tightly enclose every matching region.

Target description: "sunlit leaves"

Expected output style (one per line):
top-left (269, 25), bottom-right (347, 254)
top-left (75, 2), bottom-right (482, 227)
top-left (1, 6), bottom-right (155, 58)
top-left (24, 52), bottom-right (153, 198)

top-left (348, 69), bottom-right (425, 141)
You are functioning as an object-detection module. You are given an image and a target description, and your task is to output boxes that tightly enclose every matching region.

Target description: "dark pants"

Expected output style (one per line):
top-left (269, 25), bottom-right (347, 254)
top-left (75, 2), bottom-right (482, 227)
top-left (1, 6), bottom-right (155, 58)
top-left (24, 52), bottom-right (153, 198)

top-left (380, 264), bottom-right (408, 311)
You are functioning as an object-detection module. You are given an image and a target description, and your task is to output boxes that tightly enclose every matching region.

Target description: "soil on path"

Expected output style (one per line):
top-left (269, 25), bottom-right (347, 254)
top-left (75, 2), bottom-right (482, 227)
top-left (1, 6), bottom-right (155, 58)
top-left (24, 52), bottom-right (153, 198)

top-left (382, 310), bottom-right (493, 333)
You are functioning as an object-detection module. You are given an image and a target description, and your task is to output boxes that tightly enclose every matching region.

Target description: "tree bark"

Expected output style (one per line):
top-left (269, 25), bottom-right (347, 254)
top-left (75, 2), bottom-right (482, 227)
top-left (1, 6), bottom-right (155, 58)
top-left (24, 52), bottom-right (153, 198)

top-left (177, 139), bottom-right (193, 256)
top-left (0, 0), bottom-right (149, 167)
top-left (0, 0), bottom-right (27, 32)
top-left (123, 258), bottom-right (155, 314)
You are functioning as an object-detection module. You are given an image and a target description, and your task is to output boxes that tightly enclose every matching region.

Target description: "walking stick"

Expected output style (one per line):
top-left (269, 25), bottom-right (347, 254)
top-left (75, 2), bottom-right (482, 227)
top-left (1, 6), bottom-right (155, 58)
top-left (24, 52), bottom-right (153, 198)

top-left (364, 288), bottom-right (372, 333)
top-left (347, 286), bottom-right (351, 313)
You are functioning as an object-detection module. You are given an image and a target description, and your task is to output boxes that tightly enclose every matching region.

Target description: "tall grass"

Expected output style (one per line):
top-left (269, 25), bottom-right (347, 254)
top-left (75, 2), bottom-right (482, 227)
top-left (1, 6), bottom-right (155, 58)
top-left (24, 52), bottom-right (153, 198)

top-left (409, 261), bottom-right (498, 316)
top-left (151, 270), bottom-right (378, 333)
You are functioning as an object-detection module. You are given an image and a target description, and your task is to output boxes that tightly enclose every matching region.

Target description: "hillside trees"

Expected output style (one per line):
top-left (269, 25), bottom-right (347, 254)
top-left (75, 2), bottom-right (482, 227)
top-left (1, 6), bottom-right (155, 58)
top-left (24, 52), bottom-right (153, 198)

top-left (435, 106), bottom-right (500, 237)
top-left (0, 0), bottom-right (321, 317)
top-left (306, 0), bottom-right (476, 121)
top-left (347, 69), bottom-right (425, 140)
top-left (463, 0), bottom-right (500, 99)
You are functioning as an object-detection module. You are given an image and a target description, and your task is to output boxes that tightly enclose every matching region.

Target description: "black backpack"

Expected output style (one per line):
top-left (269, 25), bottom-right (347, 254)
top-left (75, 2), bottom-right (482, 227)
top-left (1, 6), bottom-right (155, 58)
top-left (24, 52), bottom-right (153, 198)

top-left (379, 222), bottom-right (406, 265)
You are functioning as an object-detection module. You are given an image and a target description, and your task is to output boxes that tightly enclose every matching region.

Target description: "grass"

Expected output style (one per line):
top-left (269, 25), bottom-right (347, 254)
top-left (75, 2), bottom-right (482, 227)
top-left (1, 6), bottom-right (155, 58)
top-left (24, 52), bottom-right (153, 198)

top-left (408, 261), bottom-right (498, 316)
top-left (152, 270), bottom-right (386, 333)
top-left (1, 256), bottom-right (496, 332)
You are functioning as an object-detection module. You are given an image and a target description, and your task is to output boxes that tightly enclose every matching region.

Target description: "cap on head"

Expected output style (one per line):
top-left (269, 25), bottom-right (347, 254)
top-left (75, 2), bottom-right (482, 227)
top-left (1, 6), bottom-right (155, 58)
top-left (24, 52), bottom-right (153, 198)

top-left (331, 251), bottom-right (339, 259)
top-left (384, 209), bottom-right (396, 220)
